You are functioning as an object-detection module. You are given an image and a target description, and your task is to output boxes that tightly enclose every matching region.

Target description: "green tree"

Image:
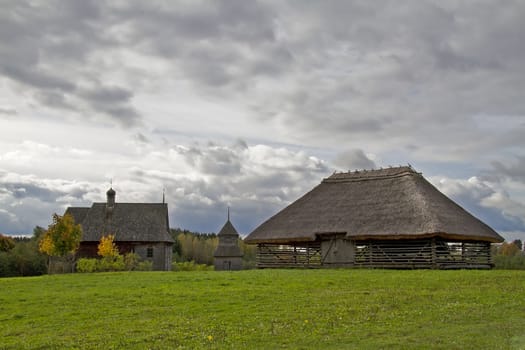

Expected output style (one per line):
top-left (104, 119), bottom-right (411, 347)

top-left (0, 230), bottom-right (47, 277)
top-left (32, 226), bottom-right (46, 240)
top-left (39, 213), bottom-right (82, 273)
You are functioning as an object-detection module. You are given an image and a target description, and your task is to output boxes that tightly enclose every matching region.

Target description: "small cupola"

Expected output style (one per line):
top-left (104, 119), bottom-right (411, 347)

top-left (106, 187), bottom-right (116, 207)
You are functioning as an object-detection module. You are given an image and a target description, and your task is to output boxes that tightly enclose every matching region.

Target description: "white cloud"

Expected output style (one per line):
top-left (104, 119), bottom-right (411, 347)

top-left (432, 175), bottom-right (525, 234)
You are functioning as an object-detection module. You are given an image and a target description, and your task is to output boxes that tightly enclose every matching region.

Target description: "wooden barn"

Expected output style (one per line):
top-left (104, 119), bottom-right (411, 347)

top-left (66, 188), bottom-right (174, 271)
top-left (244, 166), bottom-right (504, 269)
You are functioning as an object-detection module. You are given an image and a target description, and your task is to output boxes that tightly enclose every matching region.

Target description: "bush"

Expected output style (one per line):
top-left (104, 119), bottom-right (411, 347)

top-left (172, 260), bottom-right (214, 271)
top-left (97, 256), bottom-right (125, 272)
top-left (76, 254), bottom-right (152, 273)
top-left (77, 258), bottom-right (98, 273)
top-left (123, 253), bottom-right (140, 271)
top-left (494, 254), bottom-right (525, 269)
top-left (136, 260), bottom-right (153, 271)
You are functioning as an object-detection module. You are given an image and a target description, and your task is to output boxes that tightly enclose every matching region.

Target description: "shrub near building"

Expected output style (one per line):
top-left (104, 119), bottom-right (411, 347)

top-left (76, 234), bottom-right (152, 272)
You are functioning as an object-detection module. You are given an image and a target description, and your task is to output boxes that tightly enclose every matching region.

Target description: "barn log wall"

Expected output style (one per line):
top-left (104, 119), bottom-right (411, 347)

top-left (351, 239), bottom-right (492, 269)
top-left (256, 242), bottom-right (322, 268)
top-left (256, 239), bottom-right (493, 269)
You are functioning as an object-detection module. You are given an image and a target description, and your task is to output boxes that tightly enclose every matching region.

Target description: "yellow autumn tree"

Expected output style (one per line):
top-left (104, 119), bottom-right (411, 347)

top-left (98, 234), bottom-right (119, 259)
top-left (39, 213), bottom-right (82, 273)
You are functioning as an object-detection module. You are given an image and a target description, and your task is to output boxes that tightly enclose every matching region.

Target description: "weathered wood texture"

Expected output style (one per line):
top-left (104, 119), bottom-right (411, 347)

top-left (255, 239), bottom-right (493, 269)
top-left (256, 242), bottom-right (322, 268)
top-left (354, 239), bottom-right (492, 269)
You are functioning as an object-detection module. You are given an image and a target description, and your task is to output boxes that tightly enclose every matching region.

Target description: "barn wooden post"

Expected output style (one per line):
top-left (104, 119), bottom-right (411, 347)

top-left (431, 237), bottom-right (437, 269)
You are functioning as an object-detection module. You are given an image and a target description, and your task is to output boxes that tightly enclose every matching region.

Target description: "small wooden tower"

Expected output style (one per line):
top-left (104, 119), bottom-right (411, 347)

top-left (214, 209), bottom-right (244, 271)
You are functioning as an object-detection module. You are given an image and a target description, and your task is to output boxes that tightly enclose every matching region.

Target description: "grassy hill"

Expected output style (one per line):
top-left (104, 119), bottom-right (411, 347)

top-left (1, 269), bottom-right (524, 349)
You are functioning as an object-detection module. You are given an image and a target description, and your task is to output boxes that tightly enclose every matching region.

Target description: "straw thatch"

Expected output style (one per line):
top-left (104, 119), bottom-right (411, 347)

top-left (245, 166), bottom-right (503, 244)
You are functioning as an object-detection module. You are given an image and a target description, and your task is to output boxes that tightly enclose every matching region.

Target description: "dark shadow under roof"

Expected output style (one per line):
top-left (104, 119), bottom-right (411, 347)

top-left (245, 166), bottom-right (504, 244)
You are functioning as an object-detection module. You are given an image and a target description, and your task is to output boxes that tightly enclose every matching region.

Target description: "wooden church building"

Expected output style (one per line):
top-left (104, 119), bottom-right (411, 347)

top-left (66, 187), bottom-right (174, 271)
top-left (245, 166), bottom-right (504, 269)
top-left (214, 211), bottom-right (244, 270)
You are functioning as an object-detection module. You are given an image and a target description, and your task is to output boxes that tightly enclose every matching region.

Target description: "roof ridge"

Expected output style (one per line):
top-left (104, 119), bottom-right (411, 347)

top-left (323, 166), bottom-right (420, 183)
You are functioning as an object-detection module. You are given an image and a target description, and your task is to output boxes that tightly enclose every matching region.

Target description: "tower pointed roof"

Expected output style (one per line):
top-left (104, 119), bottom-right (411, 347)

top-left (218, 219), bottom-right (239, 236)
top-left (214, 213), bottom-right (243, 258)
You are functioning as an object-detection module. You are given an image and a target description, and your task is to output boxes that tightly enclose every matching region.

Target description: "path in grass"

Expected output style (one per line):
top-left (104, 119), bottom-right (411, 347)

top-left (1, 269), bottom-right (524, 349)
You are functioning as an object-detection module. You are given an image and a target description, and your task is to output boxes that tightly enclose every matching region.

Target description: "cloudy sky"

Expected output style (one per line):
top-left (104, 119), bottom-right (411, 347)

top-left (1, 0), bottom-right (524, 241)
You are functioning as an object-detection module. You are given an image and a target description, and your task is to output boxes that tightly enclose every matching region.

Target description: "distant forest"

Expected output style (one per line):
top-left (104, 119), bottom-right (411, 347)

top-left (0, 229), bottom-right (523, 277)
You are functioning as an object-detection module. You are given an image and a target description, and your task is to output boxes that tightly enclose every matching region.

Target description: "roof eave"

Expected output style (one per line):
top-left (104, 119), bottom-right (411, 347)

top-left (243, 236), bottom-right (317, 245)
top-left (346, 231), bottom-right (504, 243)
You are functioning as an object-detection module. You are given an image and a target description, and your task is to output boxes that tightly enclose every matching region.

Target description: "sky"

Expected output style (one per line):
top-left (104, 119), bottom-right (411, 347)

top-left (1, 0), bottom-right (524, 241)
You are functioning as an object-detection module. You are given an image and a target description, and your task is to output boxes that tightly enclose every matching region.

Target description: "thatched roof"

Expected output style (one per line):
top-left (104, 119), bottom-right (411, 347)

top-left (245, 166), bottom-right (504, 244)
top-left (65, 190), bottom-right (173, 243)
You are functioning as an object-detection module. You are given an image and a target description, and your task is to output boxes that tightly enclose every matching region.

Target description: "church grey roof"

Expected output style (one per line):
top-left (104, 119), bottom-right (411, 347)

top-left (245, 166), bottom-right (504, 244)
top-left (65, 207), bottom-right (90, 225)
top-left (65, 192), bottom-right (173, 243)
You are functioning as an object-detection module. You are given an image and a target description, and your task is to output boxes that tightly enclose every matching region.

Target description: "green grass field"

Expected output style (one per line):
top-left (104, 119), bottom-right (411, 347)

top-left (1, 269), bottom-right (524, 349)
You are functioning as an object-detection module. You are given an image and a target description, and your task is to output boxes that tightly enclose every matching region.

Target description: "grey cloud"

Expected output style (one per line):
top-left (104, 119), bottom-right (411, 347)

top-left (4, 183), bottom-right (65, 203)
top-left (80, 86), bottom-right (133, 105)
top-left (79, 85), bottom-right (141, 127)
top-left (134, 133), bottom-right (150, 144)
top-left (117, 0), bottom-right (276, 48)
top-left (240, 1), bottom-right (525, 155)
top-left (491, 157), bottom-right (525, 183)
top-left (0, 107), bottom-right (17, 116)
top-left (35, 91), bottom-right (74, 110)
top-left (2, 0), bottom-right (525, 142)
top-left (99, 106), bottom-right (141, 128)
top-left (1, 65), bottom-right (76, 92)
top-left (333, 149), bottom-right (376, 170)
top-left (0, 0), bottom-right (141, 127)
